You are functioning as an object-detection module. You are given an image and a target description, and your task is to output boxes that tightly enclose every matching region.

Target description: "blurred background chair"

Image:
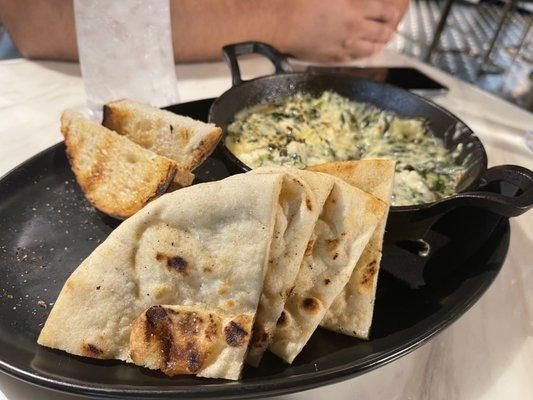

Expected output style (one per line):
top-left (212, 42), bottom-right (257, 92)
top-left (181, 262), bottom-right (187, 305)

top-left (424, 0), bottom-right (531, 72)
top-left (389, 0), bottom-right (532, 111)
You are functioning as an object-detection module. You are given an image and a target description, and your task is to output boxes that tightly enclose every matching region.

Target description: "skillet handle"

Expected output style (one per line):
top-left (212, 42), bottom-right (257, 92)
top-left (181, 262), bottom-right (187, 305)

top-left (437, 165), bottom-right (533, 217)
top-left (222, 42), bottom-right (293, 86)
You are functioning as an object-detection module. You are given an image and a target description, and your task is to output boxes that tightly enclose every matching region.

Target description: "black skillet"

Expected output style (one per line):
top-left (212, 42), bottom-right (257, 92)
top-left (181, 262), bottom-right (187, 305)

top-left (208, 42), bottom-right (533, 242)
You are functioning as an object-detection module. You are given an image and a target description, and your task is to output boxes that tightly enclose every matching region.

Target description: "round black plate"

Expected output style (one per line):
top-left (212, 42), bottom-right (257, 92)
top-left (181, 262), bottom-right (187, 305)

top-left (0, 99), bottom-right (509, 399)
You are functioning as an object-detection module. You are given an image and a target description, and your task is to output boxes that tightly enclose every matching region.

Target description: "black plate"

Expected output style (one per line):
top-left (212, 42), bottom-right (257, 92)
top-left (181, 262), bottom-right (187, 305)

top-left (0, 99), bottom-right (509, 399)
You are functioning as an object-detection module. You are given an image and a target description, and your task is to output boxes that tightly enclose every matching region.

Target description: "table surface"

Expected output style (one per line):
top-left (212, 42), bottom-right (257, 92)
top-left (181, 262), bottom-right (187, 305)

top-left (0, 50), bottom-right (531, 400)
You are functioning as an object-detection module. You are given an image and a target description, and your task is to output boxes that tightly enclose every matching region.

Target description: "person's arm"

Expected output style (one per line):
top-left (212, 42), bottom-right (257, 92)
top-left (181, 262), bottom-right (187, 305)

top-left (0, 0), bottom-right (409, 63)
top-left (0, 0), bottom-right (77, 61)
top-left (170, 0), bottom-right (284, 62)
top-left (269, 0), bottom-right (410, 62)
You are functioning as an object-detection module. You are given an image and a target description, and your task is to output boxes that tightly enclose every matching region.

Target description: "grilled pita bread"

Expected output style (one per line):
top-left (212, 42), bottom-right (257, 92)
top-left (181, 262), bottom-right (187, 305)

top-left (246, 167), bottom-right (329, 367)
top-left (268, 171), bottom-right (387, 363)
top-left (38, 172), bottom-right (285, 380)
top-left (103, 99), bottom-right (222, 172)
top-left (308, 160), bottom-right (396, 339)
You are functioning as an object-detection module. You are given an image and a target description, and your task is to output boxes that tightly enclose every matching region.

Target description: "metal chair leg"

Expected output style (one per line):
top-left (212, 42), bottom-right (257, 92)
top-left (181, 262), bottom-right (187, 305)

top-left (480, 0), bottom-right (518, 69)
top-left (512, 15), bottom-right (532, 63)
top-left (424, 0), bottom-right (455, 62)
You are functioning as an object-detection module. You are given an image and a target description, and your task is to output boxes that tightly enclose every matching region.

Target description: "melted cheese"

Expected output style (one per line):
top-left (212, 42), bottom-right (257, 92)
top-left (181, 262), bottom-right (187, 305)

top-left (226, 91), bottom-right (466, 206)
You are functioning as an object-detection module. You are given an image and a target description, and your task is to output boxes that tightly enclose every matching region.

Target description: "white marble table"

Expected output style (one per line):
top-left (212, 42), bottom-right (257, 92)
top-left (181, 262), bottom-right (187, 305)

top-left (0, 50), bottom-right (532, 400)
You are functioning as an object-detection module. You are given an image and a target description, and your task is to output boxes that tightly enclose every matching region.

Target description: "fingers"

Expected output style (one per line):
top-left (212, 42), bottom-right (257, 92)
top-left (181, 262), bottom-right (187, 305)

top-left (352, 40), bottom-right (385, 58)
top-left (309, 0), bottom-right (401, 62)
top-left (362, 0), bottom-right (398, 23)
top-left (342, 17), bottom-right (393, 59)
top-left (342, 37), bottom-right (385, 59)
top-left (357, 19), bottom-right (395, 43)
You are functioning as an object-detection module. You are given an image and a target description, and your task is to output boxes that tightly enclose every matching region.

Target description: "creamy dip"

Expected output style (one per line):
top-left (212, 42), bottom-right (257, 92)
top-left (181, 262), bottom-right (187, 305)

top-left (226, 91), bottom-right (466, 206)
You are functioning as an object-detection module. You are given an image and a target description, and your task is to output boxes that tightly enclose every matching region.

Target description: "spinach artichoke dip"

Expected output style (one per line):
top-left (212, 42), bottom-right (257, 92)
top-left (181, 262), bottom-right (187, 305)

top-left (226, 91), bottom-right (466, 206)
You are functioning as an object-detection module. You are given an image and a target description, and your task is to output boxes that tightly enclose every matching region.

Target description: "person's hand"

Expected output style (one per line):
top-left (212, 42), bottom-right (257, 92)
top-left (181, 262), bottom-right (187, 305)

top-left (275, 0), bottom-right (408, 62)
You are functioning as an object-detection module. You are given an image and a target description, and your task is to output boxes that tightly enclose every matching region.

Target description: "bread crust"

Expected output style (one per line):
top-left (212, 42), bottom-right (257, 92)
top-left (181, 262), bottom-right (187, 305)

top-left (103, 100), bottom-right (221, 172)
top-left (308, 160), bottom-right (396, 339)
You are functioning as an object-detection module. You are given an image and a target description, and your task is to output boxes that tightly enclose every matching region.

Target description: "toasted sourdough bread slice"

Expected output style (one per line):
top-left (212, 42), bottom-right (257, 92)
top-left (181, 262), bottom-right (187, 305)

top-left (268, 171), bottom-right (387, 363)
top-left (61, 110), bottom-right (177, 219)
top-left (308, 160), bottom-right (396, 339)
top-left (246, 167), bottom-right (327, 367)
top-left (103, 99), bottom-right (222, 172)
top-left (167, 168), bottom-right (195, 190)
top-left (37, 172), bottom-right (286, 379)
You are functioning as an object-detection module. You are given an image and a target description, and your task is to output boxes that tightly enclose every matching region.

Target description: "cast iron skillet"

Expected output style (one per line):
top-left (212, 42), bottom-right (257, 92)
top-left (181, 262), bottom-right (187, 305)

top-left (208, 42), bottom-right (533, 242)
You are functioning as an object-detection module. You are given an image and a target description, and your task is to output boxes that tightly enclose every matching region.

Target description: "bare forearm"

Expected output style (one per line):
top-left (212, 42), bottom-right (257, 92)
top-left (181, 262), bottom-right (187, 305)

top-left (0, 0), bottom-right (77, 61)
top-left (170, 0), bottom-right (284, 62)
top-left (0, 0), bottom-right (284, 62)
top-left (0, 0), bottom-right (410, 62)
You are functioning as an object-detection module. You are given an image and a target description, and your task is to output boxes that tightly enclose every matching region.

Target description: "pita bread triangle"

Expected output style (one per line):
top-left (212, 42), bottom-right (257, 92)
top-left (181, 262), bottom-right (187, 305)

top-left (246, 167), bottom-right (331, 367)
top-left (38, 172), bottom-right (285, 380)
top-left (308, 160), bottom-right (396, 339)
top-left (268, 170), bottom-right (387, 363)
